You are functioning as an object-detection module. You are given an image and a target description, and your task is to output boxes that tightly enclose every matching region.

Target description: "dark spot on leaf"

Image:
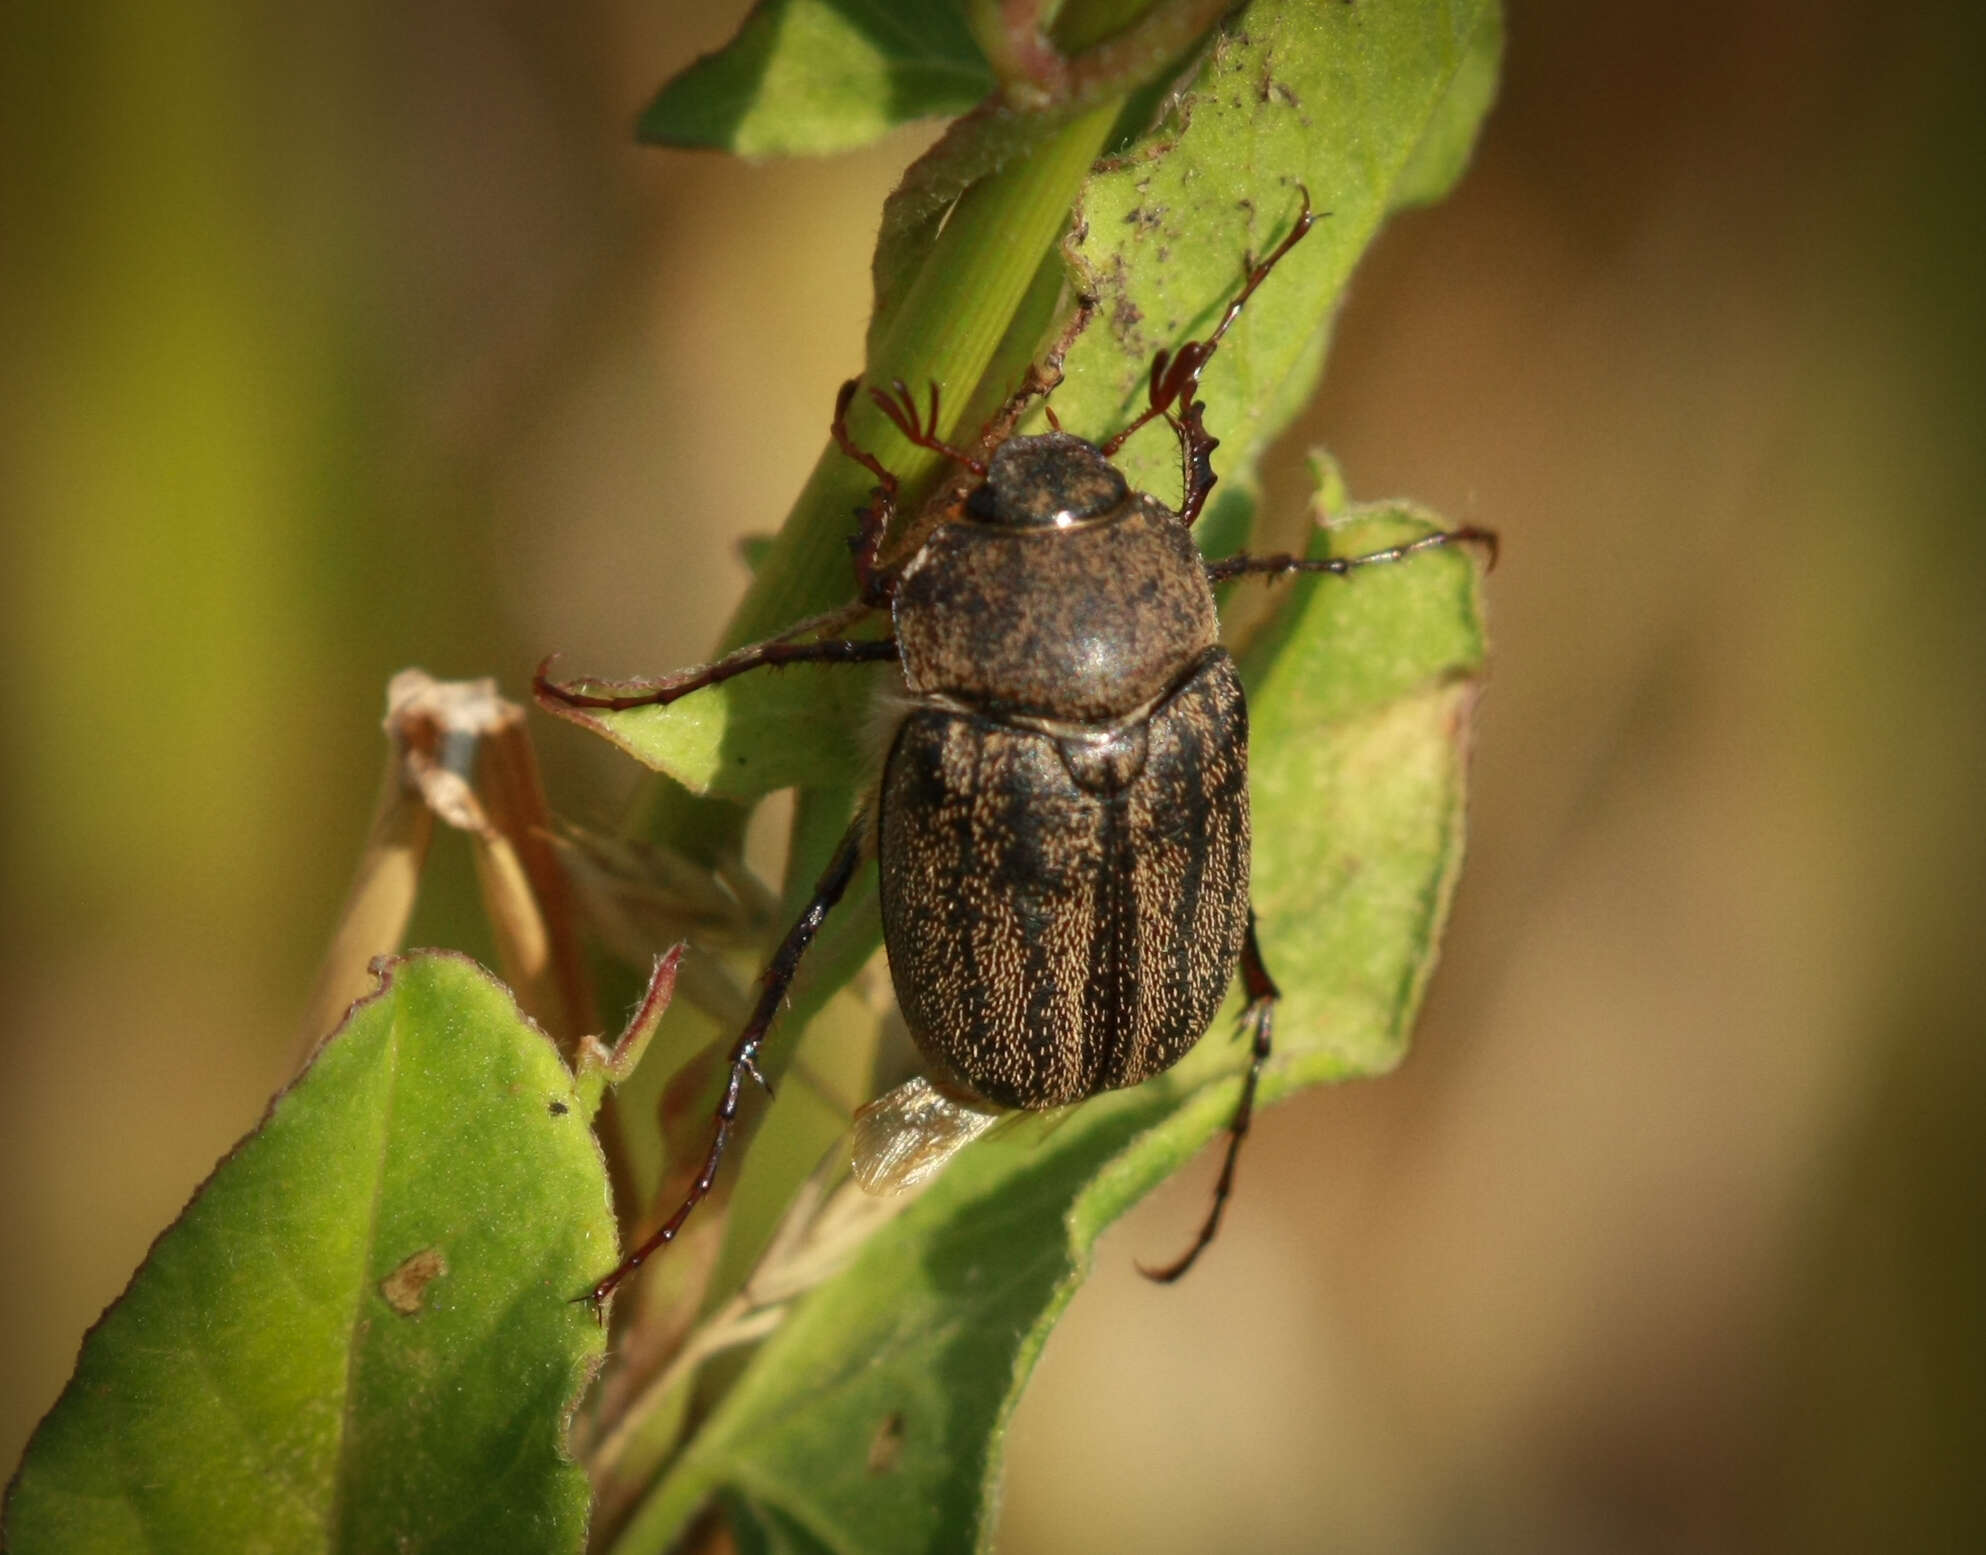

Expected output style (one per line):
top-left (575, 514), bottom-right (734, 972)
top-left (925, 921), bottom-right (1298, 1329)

top-left (549, 1098), bottom-right (569, 1116)
top-left (380, 1247), bottom-right (448, 1314)
top-left (1257, 65), bottom-right (1300, 108)
top-left (867, 1410), bottom-right (906, 1474)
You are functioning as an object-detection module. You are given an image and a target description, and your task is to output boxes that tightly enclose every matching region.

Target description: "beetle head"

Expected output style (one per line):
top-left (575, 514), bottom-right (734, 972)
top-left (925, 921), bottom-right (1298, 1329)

top-left (965, 431), bottom-right (1128, 529)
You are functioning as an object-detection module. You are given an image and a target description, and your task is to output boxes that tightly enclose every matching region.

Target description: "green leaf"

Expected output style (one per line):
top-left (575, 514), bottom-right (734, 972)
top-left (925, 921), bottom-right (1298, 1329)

top-left (726, 1491), bottom-right (842, 1555)
top-left (640, 0), bottom-right (992, 156)
top-left (608, 482), bottom-right (1489, 1551)
top-left (1245, 505), bottom-right (1490, 1066)
top-left (4, 954), bottom-right (614, 1555)
top-left (1051, 0), bottom-right (1502, 508)
top-left (1390, 0), bottom-right (1505, 210)
top-left (540, 658), bottom-right (892, 803)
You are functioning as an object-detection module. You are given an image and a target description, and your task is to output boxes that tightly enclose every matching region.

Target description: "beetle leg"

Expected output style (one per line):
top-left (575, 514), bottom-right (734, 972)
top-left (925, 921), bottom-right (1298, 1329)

top-left (1101, 188), bottom-right (1321, 515)
top-left (1172, 400), bottom-right (1221, 528)
top-left (535, 634), bottom-right (900, 714)
top-left (585, 810), bottom-right (871, 1311)
top-left (1140, 910), bottom-right (1280, 1284)
top-left (960, 291), bottom-right (1096, 449)
top-left (1204, 524), bottom-right (1500, 585)
top-left (828, 379), bottom-right (913, 606)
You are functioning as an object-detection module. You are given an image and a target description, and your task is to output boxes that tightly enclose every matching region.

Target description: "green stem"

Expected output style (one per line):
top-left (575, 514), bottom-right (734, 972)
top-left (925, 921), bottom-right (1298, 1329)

top-left (634, 102), bottom-right (1118, 864)
top-left (720, 99), bottom-right (1119, 657)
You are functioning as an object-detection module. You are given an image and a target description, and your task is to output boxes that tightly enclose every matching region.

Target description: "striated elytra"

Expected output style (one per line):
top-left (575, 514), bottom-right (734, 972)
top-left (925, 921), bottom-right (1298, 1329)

top-left (880, 432), bottom-right (1249, 1112)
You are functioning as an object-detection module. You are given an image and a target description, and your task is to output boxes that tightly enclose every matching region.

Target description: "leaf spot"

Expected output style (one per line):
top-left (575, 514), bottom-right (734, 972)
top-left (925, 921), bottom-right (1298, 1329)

top-left (867, 1410), bottom-right (906, 1474)
top-left (380, 1247), bottom-right (448, 1315)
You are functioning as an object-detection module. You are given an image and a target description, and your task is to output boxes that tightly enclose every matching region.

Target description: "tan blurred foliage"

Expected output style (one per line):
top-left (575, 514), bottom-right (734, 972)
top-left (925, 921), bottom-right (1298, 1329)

top-left (3, 2), bottom-right (1981, 1550)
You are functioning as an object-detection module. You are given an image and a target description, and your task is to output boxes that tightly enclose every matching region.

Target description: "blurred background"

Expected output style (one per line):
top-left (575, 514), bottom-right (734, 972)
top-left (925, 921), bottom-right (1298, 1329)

top-left (4, 1), bottom-right (1982, 1549)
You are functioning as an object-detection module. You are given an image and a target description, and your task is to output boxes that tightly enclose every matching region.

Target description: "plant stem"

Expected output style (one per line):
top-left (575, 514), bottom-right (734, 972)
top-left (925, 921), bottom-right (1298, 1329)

top-left (720, 100), bottom-right (1121, 658)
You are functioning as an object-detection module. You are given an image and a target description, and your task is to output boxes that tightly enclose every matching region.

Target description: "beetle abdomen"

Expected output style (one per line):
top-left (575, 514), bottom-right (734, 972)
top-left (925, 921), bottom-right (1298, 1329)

top-left (878, 650), bottom-right (1250, 1110)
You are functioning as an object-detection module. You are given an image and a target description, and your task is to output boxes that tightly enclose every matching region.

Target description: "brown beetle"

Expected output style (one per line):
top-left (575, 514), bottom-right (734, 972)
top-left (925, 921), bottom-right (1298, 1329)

top-left (541, 194), bottom-right (1493, 1305)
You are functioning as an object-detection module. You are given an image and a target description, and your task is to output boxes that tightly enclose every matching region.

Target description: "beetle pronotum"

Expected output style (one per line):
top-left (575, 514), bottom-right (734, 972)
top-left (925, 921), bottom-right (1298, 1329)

top-left (541, 192), bottom-right (1494, 1307)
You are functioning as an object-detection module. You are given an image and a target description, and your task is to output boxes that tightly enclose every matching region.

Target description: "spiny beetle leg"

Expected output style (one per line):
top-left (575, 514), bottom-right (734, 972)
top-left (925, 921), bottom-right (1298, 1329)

top-left (976, 291), bottom-right (1094, 444)
top-left (584, 811), bottom-right (871, 1313)
top-left (1203, 524), bottom-right (1500, 586)
top-left (1139, 910), bottom-right (1281, 1284)
top-left (1175, 397), bottom-right (1221, 528)
top-left (535, 635), bottom-right (901, 714)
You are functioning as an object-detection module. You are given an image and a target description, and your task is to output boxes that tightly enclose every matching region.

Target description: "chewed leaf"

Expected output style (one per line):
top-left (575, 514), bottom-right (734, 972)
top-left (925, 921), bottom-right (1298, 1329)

top-left (3, 954), bottom-right (615, 1555)
top-left (640, 0), bottom-right (992, 156)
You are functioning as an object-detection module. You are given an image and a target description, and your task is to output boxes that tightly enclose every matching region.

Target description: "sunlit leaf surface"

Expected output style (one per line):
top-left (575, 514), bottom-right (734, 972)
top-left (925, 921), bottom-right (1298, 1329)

top-left (4, 955), bottom-right (615, 1555)
top-left (640, 0), bottom-right (991, 156)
